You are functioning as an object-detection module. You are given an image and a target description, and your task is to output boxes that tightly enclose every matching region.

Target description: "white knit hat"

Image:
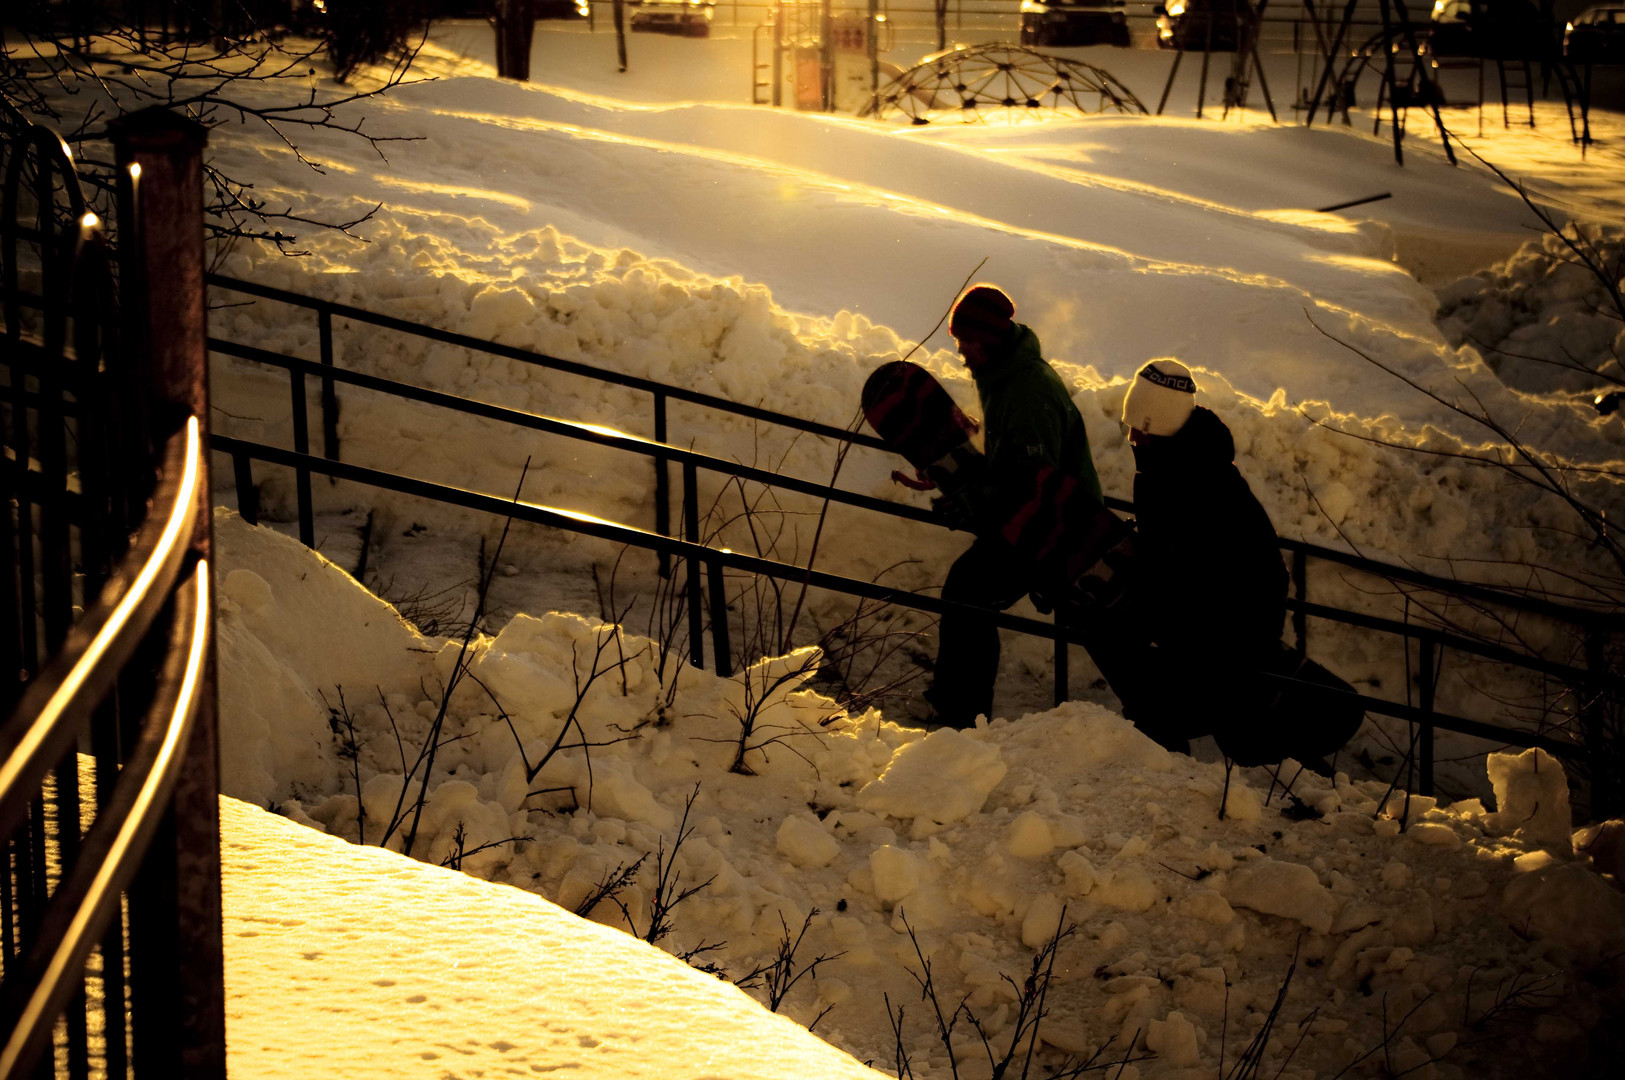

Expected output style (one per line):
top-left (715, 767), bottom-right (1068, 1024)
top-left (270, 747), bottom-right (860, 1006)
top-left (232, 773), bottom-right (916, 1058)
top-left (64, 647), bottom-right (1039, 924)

top-left (1122, 358), bottom-right (1197, 437)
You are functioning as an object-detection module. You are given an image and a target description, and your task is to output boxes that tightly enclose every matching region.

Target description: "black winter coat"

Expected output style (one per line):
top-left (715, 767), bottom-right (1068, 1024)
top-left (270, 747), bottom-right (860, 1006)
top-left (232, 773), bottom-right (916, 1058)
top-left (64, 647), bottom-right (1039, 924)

top-left (1128, 406), bottom-right (1286, 670)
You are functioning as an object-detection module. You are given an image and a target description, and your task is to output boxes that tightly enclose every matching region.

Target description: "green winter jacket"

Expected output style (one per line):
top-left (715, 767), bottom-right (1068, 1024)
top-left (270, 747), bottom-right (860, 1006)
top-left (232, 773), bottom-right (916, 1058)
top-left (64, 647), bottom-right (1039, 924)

top-left (969, 323), bottom-right (1101, 510)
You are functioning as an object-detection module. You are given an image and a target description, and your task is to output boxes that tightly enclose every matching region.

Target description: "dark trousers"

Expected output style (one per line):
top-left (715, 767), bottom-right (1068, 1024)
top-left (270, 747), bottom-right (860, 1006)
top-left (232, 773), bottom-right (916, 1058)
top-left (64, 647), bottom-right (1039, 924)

top-left (929, 537), bottom-right (1034, 727)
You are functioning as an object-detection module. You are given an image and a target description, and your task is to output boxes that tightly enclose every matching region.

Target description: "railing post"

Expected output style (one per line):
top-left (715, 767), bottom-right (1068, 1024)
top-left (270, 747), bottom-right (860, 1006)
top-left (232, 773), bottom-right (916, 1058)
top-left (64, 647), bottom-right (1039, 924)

top-left (1418, 635), bottom-right (1435, 797)
top-left (1292, 548), bottom-right (1308, 653)
top-left (1053, 615), bottom-right (1067, 708)
top-left (683, 462), bottom-right (704, 669)
top-left (654, 391), bottom-right (670, 578)
top-left (233, 450), bottom-right (258, 525)
top-left (708, 559), bottom-right (732, 678)
top-left (107, 105), bottom-right (225, 1080)
top-left (318, 307), bottom-right (339, 464)
top-left (1583, 626), bottom-right (1612, 817)
top-left (289, 366), bottom-right (315, 547)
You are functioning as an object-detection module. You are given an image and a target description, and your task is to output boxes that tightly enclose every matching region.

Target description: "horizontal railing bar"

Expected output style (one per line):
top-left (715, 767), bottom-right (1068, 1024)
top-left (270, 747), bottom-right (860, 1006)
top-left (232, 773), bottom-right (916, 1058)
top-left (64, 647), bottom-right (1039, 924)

top-left (205, 274), bottom-right (889, 453)
top-left (1255, 666), bottom-right (1584, 761)
top-left (209, 337), bottom-right (1619, 685)
top-left (214, 435), bottom-right (1577, 757)
top-left (201, 275), bottom-right (1622, 631)
top-left (1277, 539), bottom-right (1623, 628)
top-left (0, 564), bottom-right (210, 1080)
top-left (212, 434), bottom-right (1063, 638)
top-left (0, 419), bottom-right (200, 843)
top-left (208, 338), bottom-right (937, 526)
top-left (1288, 597), bottom-right (1624, 693)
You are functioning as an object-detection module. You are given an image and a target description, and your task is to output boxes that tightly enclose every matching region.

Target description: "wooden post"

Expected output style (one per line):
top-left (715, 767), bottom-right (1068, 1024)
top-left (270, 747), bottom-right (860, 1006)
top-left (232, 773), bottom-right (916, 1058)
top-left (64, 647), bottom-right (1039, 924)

top-left (107, 106), bottom-right (225, 1080)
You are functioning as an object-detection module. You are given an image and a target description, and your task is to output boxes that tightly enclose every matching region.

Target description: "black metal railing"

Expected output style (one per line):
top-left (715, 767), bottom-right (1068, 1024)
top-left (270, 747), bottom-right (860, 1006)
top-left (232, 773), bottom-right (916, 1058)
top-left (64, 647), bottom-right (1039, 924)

top-left (2, 112), bottom-right (223, 1080)
top-left (203, 275), bottom-right (1620, 802)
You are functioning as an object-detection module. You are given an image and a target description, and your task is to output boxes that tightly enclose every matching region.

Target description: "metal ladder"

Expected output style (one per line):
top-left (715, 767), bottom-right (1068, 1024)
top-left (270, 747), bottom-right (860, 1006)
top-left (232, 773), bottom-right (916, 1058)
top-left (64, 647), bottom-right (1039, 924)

top-left (1496, 55), bottom-right (1536, 127)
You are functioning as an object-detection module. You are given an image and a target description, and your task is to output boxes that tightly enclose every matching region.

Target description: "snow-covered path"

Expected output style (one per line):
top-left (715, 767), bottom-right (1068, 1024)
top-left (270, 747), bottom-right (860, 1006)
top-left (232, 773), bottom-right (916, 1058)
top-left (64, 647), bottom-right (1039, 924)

top-left (220, 795), bottom-right (889, 1079)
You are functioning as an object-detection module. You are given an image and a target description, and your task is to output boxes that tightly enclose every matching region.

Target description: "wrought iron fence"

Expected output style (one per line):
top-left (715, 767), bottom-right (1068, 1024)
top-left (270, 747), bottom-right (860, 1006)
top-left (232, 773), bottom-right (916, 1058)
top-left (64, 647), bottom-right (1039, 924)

top-left (1, 113), bottom-right (223, 1080)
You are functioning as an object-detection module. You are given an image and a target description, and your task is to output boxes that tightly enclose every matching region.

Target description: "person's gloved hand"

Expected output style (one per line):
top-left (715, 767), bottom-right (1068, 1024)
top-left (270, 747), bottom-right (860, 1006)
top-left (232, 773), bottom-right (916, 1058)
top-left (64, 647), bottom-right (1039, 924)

top-left (931, 491), bottom-right (976, 532)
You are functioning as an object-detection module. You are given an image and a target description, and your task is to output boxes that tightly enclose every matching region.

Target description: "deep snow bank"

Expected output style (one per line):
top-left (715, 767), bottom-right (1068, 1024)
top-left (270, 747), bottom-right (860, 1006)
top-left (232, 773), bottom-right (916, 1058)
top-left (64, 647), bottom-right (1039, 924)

top-left (217, 509), bottom-right (1625, 1080)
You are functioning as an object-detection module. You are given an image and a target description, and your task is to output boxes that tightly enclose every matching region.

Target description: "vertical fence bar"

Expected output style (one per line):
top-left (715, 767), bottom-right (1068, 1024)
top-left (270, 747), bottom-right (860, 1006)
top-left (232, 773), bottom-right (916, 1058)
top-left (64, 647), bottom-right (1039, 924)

top-left (707, 560), bottom-right (731, 678)
top-left (654, 391), bottom-right (670, 578)
top-left (1292, 548), bottom-right (1308, 653)
top-left (289, 367), bottom-right (314, 547)
top-left (1583, 626), bottom-right (1611, 818)
top-left (683, 462), bottom-right (704, 669)
top-left (1418, 635), bottom-right (1435, 797)
top-left (318, 308), bottom-right (339, 464)
top-left (233, 451), bottom-right (258, 525)
top-left (109, 105), bottom-right (225, 1080)
top-left (1052, 619), bottom-right (1067, 707)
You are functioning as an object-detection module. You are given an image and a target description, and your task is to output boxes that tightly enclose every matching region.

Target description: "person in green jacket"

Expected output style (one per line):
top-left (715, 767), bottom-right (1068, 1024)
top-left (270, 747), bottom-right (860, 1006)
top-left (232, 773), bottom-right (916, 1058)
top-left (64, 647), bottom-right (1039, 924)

top-left (921, 285), bottom-right (1102, 728)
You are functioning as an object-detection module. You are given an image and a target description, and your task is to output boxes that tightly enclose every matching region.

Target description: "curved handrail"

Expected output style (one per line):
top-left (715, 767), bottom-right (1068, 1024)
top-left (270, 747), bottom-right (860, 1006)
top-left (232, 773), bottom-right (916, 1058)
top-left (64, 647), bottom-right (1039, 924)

top-left (0, 563), bottom-right (210, 1080)
top-left (0, 417), bottom-right (201, 843)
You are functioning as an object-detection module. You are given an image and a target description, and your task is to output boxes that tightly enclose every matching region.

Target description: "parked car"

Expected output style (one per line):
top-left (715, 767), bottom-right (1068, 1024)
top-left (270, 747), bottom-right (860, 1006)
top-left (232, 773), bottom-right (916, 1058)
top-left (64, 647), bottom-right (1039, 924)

top-left (1018, 0), bottom-right (1133, 48)
top-left (1428, 0), bottom-right (1552, 59)
top-left (628, 0), bottom-right (714, 37)
top-left (1565, 5), bottom-right (1625, 62)
top-left (1153, 0), bottom-right (1248, 52)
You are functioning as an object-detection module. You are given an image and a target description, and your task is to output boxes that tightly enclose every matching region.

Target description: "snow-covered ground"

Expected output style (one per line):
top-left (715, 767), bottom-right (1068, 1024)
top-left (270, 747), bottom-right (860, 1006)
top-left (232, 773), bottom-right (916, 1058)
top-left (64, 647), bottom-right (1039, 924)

top-left (31, 15), bottom-right (1625, 1080)
top-left (216, 507), bottom-right (1625, 1079)
top-left (219, 794), bottom-right (887, 1079)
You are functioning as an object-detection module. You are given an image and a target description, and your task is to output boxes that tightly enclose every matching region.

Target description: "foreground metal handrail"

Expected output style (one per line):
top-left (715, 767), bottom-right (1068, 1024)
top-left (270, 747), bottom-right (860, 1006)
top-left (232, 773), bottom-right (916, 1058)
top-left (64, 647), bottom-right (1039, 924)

top-left (0, 564), bottom-right (210, 1080)
top-left (0, 418), bottom-right (201, 842)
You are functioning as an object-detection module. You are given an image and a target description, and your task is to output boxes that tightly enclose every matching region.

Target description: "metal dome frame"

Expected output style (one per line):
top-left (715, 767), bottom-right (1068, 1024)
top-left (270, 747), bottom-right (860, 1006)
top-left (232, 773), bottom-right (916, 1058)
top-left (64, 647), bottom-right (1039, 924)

top-left (860, 44), bottom-right (1148, 125)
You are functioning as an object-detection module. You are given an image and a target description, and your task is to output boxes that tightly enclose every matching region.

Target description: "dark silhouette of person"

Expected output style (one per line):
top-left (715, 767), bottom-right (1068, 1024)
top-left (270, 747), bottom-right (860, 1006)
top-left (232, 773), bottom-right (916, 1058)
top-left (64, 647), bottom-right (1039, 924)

top-left (920, 285), bottom-right (1101, 728)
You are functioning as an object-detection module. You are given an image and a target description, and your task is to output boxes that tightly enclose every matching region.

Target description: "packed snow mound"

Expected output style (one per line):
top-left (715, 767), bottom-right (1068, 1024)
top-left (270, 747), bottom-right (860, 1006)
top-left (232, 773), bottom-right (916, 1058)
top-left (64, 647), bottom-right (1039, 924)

top-left (1435, 228), bottom-right (1625, 396)
top-left (216, 511), bottom-right (1625, 1079)
top-left (215, 507), bottom-right (434, 805)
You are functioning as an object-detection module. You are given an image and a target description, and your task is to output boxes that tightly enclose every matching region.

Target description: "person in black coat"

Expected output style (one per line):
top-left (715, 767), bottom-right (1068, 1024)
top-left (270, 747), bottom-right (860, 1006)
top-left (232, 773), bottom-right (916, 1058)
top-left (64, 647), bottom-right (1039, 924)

top-left (1099, 359), bottom-right (1289, 756)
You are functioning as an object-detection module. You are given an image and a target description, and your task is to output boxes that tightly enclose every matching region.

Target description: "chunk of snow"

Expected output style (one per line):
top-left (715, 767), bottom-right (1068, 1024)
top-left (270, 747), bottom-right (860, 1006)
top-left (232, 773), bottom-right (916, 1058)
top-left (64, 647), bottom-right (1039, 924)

top-left (1095, 867), bottom-right (1158, 913)
top-left (1222, 778), bottom-right (1262, 822)
top-left (777, 814), bottom-right (841, 869)
top-left (1146, 1010), bottom-right (1201, 1067)
top-left (1020, 892), bottom-right (1067, 948)
top-left (1224, 858), bottom-right (1338, 934)
top-left (1484, 748), bottom-right (1572, 851)
top-left (1180, 890), bottom-right (1235, 925)
top-left (856, 728), bottom-right (1005, 824)
top-left (1057, 850), bottom-right (1099, 896)
top-left (1004, 812), bottom-right (1055, 858)
top-left (1405, 822), bottom-right (1462, 848)
top-left (869, 845), bottom-right (921, 903)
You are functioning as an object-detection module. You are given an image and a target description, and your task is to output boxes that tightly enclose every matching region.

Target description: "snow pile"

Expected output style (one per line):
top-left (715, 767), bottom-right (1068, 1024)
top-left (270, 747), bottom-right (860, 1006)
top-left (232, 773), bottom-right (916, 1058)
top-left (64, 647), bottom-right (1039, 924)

top-left (1434, 228), bottom-right (1625, 395)
top-left (217, 510), bottom-right (1625, 1079)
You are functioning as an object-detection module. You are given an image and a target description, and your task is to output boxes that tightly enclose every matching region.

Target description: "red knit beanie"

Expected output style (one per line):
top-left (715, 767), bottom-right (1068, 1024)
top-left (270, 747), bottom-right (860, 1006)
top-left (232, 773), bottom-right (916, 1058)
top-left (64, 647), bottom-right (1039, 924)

top-left (949, 285), bottom-right (1015, 342)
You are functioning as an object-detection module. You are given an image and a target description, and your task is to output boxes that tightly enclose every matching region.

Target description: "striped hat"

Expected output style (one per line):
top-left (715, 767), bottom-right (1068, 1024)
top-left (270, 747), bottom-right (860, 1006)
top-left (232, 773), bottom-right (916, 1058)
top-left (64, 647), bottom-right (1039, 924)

top-left (1122, 359), bottom-right (1197, 437)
